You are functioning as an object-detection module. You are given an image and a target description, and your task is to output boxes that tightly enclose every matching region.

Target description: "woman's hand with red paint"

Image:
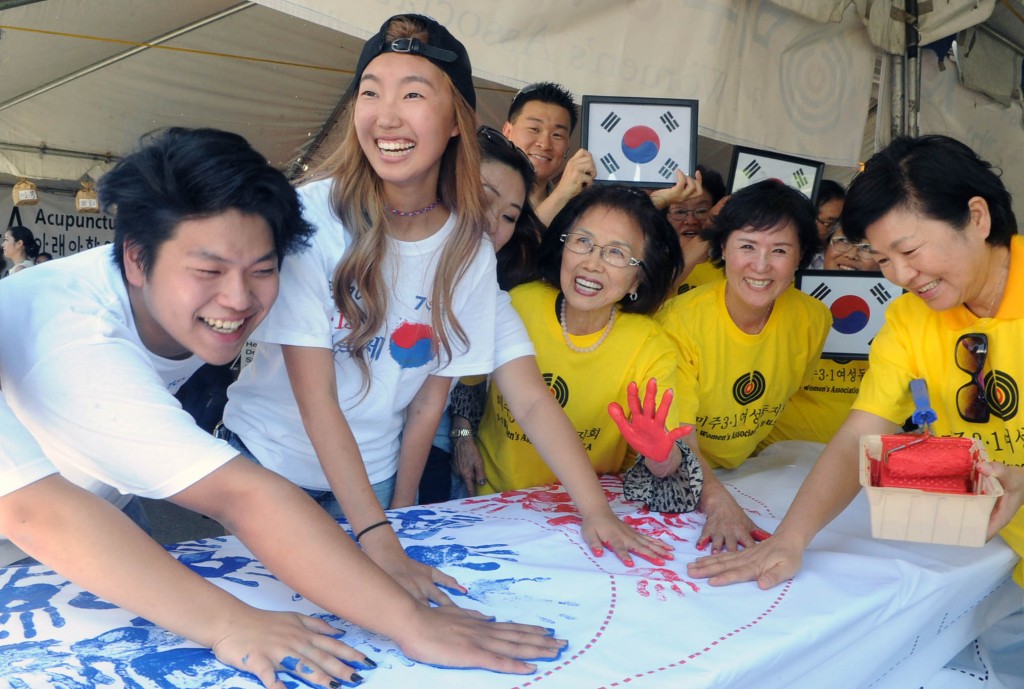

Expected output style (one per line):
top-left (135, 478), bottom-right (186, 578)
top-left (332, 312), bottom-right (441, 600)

top-left (609, 378), bottom-right (693, 463)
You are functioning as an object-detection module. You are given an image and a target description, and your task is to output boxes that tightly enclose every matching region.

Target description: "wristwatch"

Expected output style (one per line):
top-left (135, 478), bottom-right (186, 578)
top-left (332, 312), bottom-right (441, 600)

top-left (449, 428), bottom-right (473, 439)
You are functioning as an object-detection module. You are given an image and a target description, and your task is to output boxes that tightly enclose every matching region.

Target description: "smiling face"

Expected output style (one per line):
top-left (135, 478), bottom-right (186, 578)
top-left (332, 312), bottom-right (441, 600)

top-left (722, 222), bottom-right (801, 314)
top-left (559, 206), bottom-right (644, 329)
top-left (502, 100), bottom-right (572, 185)
top-left (865, 206), bottom-right (991, 312)
top-left (823, 228), bottom-right (880, 271)
top-left (353, 52), bottom-right (459, 196)
top-left (481, 160), bottom-right (527, 252)
top-left (667, 190), bottom-right (713, 259)
top-left (124, 209), bottom-right (279, 364)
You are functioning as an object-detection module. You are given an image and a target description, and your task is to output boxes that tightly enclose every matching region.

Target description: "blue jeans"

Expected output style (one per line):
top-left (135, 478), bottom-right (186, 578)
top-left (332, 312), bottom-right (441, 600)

top-left (221, 427), bottom-right (396, 522)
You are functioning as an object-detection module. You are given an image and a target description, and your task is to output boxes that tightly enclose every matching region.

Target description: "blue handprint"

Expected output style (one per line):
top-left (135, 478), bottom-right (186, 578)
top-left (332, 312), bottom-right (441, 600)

top-left (0, 568), bottom-right (68, 639)
top-left (165, 544), bottom-right (275, 587)
top-left (405, 542), bottom-right (518, 571)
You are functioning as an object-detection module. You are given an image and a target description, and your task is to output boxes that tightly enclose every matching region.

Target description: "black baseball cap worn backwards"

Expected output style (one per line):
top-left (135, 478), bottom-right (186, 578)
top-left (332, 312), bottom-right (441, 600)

top-left (348, 14), bottom-right (476, 111)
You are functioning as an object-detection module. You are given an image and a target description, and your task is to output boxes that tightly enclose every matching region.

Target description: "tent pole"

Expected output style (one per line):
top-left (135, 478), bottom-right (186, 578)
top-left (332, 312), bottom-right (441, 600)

top-left (905, 0), bottom-right (920, 137)
top-left (890, 53), bottom-right (905, 140)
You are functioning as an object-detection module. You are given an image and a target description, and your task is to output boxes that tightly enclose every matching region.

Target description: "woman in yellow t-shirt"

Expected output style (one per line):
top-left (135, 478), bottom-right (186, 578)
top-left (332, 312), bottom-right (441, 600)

top-left (691, 135), bottom-right (1024, 597)
top-left (475, 185), bottom-right (699, 509)
top-left (656, 180), bottom-right (831, 553)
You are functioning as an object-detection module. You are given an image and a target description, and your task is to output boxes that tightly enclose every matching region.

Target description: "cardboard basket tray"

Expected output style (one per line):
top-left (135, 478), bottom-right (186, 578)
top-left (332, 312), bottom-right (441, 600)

top-left (859, 435), bottom-right (1003, 547)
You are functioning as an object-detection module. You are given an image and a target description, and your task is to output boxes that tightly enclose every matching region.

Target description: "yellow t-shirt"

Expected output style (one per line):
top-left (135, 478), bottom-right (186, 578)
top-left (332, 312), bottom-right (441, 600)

top-left (677, 261), bottom-right (724, 295)
top-left (657, 280), bottom-right (831, 469)
top-left (762, 358), bottom-right (869, 446)
top-left (477, 281), bottom-right (680, 493)
top-left (854, 235), bottom-right (1024, 586)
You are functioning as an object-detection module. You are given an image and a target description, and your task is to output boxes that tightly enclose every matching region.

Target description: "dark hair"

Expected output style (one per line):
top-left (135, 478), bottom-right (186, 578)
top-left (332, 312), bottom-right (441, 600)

top-left (507, 82), bottom-right (579, 134)
top-left (34, 252), bottom-right (53, 264)
top-left (99, 127), bottom-right (314, 278)
top-left (816, 179), bottom-right (846, 208)
top-left (5, 225), bottom-right (38, 260)
top-left (537, 185), bottom-right (682, 315)
top-left (347, 13), bottom-right (475, 110)
top-left (843, 135), bottom-right (1016, 246)
top-left (702, 179), bottom-right (820, 269)
top-left (478, 126), bottom-right (544, 290)
top-left (696, 165), bottom-right (727, 205)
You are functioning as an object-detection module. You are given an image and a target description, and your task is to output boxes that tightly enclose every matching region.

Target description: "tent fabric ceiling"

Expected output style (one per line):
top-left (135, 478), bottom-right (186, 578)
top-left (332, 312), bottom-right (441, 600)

top-left (0, 0), bottom-right (515, 190)
top-left (0, 0), bottom-right (1020, 192)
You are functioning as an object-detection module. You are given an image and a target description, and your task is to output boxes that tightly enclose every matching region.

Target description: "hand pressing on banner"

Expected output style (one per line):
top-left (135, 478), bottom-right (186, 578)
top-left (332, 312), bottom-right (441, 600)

top-left (452, 430), bottom-right (487, 497)
top-left (608, 378), bottom-right (693, 477)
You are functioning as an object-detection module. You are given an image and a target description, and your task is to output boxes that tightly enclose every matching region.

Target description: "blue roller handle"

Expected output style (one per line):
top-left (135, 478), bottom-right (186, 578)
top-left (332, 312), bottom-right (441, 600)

top-left (910, 378), bottom-right (938, 427)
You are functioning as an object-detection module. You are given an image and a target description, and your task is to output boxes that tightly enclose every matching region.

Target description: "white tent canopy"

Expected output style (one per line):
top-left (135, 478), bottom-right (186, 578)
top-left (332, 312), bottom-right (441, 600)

top-left (1, 0), bottom-right (1021, 209)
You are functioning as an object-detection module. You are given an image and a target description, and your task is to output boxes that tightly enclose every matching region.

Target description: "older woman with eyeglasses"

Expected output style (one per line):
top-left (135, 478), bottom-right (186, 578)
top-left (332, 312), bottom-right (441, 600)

top-left (690, 135), bottom-right (1024, 602)
top-left (472, 185), bottom-right (698, 508)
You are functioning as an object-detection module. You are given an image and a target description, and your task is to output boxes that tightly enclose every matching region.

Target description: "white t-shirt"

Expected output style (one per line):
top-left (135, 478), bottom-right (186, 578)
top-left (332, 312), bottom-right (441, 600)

top-left (0, 391), bottom-right (58, 565)
top-left (494, 289), bottom-right (535, 368)
top-left (0, 246), bottom-right (239, 507)
top-left (224, 178), bottom-right (499, 488)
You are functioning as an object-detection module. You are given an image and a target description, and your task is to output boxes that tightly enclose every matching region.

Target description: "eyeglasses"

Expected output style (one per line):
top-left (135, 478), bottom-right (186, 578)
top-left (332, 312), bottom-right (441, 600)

top-left (955, 332), bottom-right (989, 423)
top-left (829, 235), bottom-right (873, 258)
top-left (817, 216), bottom-right (840, 231)
top-left (560, 231), bottom-right (643, 269)
top-left (477, 125), bottom-right (534, 173)
top-left (668, 207), bottom-right (710, 221)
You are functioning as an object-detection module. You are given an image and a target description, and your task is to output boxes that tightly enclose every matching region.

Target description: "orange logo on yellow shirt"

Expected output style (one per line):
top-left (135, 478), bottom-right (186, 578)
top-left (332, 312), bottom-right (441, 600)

top-left (732, 371), bottom-right (766, 406)
top-left (542, 373), bottom-right (570, 408)
top-left (986, 370), bottom-right (1018, 421)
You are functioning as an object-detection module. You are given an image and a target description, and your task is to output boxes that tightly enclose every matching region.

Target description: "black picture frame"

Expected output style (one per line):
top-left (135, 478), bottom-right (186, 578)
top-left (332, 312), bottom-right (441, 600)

top-left (728, 145), bottom-right (825, 206)
top-left (580, 95), bottom-right (698, 189)
top-left (795, 269), bottom-right (904, 360)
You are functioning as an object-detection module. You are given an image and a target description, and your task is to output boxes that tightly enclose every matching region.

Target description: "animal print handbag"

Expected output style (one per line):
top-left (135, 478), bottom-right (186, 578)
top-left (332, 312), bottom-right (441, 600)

top-left (623, 438), bottom-right (703, 513)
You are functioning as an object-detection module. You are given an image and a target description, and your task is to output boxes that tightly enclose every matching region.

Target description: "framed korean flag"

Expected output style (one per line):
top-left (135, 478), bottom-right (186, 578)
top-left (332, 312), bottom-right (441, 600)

top-left (795, 270), bottom-right (904, 360)
top-left (580, 95), bottom-right (698, 188)
top-left (728, 145), bottom-right (824, 206)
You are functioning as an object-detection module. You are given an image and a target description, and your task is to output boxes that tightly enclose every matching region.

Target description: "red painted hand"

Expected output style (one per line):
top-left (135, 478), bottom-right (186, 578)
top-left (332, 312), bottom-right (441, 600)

top-left (608, 378), bottom-right (694, 463)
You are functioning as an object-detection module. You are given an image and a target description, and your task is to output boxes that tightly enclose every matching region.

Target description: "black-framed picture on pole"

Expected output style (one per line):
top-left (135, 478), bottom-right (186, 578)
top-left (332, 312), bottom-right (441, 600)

top-left (727, 145), bottom-right (824, 205)
top-left (580, 95), bottom-right (698, 189)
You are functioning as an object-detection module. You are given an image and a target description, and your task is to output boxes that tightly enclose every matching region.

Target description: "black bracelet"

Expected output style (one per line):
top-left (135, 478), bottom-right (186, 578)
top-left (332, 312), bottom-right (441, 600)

top-left (354, 519), bottom-right (392, 543)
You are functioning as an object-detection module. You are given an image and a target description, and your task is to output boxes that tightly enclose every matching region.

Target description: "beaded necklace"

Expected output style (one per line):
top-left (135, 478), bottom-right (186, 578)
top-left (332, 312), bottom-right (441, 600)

top-left (386, 199), bottom-right (441, 217)
top-left (559, 295), bottom-right (617, 354)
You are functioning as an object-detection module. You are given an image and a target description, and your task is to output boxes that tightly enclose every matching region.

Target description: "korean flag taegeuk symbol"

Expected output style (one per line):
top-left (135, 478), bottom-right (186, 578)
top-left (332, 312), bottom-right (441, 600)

top-left (800, 272), bottom-right (902, 359)
top-left (585, 98), bottom-right (695, 185)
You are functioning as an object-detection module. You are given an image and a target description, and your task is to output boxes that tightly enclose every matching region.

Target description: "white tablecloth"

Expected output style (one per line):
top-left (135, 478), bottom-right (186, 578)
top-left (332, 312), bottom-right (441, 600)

top-left (1, 441), bottom-right (1019, 688)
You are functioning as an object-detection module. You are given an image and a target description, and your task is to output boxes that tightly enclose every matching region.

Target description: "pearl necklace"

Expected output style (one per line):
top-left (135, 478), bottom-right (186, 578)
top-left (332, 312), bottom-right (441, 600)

top-left (559, 295), bottom-right (617, 353)
top-left (386, 199), bottom-right (441, 217)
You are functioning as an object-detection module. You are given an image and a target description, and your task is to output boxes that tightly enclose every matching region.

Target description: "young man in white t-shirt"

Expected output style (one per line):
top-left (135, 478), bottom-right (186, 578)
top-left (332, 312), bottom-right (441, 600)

top-left (0, 390), bottom-right (357, 688)
top-left (0, 127), bottom-right (563, 680)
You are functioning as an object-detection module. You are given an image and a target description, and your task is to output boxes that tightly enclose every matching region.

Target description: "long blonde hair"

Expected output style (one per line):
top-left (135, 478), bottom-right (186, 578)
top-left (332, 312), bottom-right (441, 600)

top-left (317, 16), bottom-right (485, 389)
